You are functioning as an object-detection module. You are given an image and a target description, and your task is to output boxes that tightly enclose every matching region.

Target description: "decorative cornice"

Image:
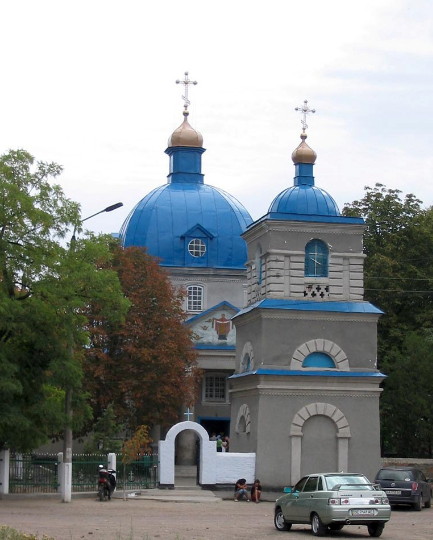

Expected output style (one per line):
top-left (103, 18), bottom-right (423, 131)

top-left (234, 309), bottom-right (380, 325)
top-left (230, 388), bottom-right (381, 398)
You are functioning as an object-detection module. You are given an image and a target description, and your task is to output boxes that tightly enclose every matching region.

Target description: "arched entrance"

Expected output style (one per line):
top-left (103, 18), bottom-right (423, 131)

top-left (290, 403), bottom-right (351, 483)
top-left (158, 421), bottom-right (217, 487)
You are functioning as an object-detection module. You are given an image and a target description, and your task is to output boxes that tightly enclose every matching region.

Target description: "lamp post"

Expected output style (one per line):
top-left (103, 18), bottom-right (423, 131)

top-left (61, 202), bottom-right (123, 503)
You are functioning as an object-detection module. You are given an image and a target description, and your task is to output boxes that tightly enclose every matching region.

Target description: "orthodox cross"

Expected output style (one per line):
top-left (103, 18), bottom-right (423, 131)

top-left (295, 99), bottom-right (316, 133)
top-left (176, 71), bottom-right (198, 112)
top-left (184, 407), bottom-right (194, 421)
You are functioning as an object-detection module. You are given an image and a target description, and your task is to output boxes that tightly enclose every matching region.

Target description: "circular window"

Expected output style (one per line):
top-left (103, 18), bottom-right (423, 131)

top-left (188, 239), bottom-right (206, 257)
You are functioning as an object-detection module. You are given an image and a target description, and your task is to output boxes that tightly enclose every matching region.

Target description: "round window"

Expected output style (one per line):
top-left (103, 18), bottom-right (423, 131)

top-left (188, 239), bottom-right (206, 257)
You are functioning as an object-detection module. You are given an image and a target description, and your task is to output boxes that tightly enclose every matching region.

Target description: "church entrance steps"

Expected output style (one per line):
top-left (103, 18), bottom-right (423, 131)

top-left (175, 464), bottom-right (197, 487)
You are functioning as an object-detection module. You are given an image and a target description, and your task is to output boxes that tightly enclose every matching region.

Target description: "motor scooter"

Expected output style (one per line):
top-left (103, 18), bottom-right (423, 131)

top-left (97, 466), bottom-right (116, 501)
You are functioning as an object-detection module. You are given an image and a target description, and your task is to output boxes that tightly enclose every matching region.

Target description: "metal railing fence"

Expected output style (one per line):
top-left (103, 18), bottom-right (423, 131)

top-left (8, 452), bottom-right (158, 493)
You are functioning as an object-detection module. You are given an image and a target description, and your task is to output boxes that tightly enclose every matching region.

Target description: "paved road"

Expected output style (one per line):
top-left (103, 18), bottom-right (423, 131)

top-left (0, 494), bottom-right (432, 539)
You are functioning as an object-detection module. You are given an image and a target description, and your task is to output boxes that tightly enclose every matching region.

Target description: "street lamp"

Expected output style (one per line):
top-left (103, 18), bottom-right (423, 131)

top-left (61, 202), bottom-right (123, 503)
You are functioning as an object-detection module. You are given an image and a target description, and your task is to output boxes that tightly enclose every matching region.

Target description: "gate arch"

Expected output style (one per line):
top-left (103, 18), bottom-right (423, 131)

top-left (158, 421), bottom-right (216, 487)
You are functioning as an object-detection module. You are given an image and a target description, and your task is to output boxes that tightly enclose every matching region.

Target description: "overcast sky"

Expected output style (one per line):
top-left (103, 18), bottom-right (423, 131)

top-left (1, 0), bottom-right (432, 236)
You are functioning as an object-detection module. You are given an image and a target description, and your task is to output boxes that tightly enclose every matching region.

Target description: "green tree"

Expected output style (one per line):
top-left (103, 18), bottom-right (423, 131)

top-left (380, 331), bottom-right (433, 457)
top-left (342, 183), bottom-right (433, 353)
top-left (0, 149), bottom-right (129, 451)
top-left (83, 246), bottom-right (199, 434)
top-left (343, 183), bottom-right (433, 456)
top-left (84, 404), bottom-right (124, 453)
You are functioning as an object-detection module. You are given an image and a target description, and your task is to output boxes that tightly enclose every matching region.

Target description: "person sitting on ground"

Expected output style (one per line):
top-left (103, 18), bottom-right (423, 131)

top-left (234, 478), bottom-right (250, 501)
top-left (251, 478), bottom-right (262, 503)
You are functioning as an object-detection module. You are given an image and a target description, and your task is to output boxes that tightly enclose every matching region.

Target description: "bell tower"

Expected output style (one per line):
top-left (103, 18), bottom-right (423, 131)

top-left (229, 101), bottom-right (385, 488)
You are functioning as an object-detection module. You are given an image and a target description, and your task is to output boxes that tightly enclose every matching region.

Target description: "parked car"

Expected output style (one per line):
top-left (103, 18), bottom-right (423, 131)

top-left (374, 466), bottom-right (432, 511)
top-left (274, 472), bottom-right (391, 537)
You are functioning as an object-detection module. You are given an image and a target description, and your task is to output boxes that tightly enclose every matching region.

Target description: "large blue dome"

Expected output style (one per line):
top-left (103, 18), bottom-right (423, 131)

top-left (120, 111), bottom-right (252, 268)
top-left (120, 181), bottom-right (252, 268)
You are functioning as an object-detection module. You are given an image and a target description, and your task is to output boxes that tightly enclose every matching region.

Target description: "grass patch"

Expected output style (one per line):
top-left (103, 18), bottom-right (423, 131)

top-left (0, 526), bottom-right (55, 540)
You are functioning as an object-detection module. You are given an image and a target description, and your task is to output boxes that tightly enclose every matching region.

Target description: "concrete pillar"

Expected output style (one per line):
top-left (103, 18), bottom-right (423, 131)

top-left (0, 449), bottom-right (10, 495)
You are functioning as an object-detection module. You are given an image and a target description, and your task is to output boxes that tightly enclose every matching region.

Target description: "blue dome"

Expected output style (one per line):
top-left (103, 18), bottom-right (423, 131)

top-left (267, 158), bottom-right (340, 218)
top-left (269, 183), bottom-right (340, 216)
top-left (120, 141), bottom-right (252, 268)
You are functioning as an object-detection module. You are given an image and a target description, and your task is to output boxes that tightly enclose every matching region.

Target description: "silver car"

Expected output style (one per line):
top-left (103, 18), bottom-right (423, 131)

top-left (274, 472), bottom-right (391, 537)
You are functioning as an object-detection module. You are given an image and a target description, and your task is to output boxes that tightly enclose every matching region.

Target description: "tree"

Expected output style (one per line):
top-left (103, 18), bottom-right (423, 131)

top-left (0, 149), bottom-right (129, 451)
top-left (83, 246), bottom-right (199, 435)
top-left (84, 404), bottom-right (124, 453)
top-left (342, 183), bottom-right (433, 353)
top-left (380, 331), bottom-right (433, 457)
top-left (343, 183), bottom-right (433, 456)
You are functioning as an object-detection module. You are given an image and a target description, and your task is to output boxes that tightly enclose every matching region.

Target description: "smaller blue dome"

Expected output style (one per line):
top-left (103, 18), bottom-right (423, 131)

top-left (269, 183), bottom-right (340, 216)
top-left (267, 144), bottom-right (340, 218)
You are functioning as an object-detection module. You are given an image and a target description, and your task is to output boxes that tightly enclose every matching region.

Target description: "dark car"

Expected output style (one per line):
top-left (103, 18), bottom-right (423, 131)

top-left (374, 467), bottom-right (432, 511)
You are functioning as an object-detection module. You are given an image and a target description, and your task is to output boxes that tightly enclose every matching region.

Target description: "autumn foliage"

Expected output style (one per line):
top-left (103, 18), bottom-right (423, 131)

top-left (84, 246), bottom-right (199, 433)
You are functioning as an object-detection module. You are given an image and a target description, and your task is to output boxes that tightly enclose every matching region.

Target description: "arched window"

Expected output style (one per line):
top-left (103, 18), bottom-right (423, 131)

top-left (305, 239), bottom-right (328, 277)
top-left (303, 352), bottom-right (335, 368)
top-left (187, 285), bottom-right (204, 312)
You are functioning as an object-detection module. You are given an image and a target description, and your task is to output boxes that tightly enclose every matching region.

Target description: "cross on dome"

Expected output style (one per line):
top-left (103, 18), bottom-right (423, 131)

top-left (176, 71), bottom-right (198, 112)
top-left (295, 99), bottom-right (316, 133)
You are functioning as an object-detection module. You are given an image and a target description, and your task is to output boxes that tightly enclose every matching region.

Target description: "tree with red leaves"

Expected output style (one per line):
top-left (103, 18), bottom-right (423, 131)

top-left (84, 246), bottom-right (198, 435)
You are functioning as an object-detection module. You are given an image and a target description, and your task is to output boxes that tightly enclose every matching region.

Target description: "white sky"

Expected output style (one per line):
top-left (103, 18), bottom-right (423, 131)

top-left (1, 0), bottom-right (432, 235)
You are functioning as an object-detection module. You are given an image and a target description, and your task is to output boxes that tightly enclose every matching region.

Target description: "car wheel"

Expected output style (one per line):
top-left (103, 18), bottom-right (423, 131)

top-left (274, 508), bottom-right (291, 531)
top-left (413, 495), bottom-right (423, 511)
top-left (367, 523), bottom-right (384, 537)
top-left (328, 523), bottom-right (344, 531)
top-left (425, 494), bottom-right (431, 509)
top-left (311, 513), bottom-right (327, 537)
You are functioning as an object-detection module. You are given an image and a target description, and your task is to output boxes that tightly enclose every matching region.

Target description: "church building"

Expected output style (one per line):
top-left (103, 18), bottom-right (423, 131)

top-left (120, 77), bottom-right (385, 485)
top-left (120, 73), bottom-right (252, 457)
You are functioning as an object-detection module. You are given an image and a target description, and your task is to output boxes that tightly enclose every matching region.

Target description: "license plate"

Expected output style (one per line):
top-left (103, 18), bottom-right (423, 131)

top-left (385, 490), bottom-right (401, 495)
top-left (351, 509), bottom-right (375, 516)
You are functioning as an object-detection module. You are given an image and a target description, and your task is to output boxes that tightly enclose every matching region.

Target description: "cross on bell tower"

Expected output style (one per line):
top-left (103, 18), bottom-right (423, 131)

top-left (295, 99), bottom-right (316, 133)
top-left (176, 71), bottom-right (198, 112)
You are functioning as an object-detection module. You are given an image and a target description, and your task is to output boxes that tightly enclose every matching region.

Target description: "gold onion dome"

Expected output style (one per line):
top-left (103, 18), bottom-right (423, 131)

top-left (168, 110), bottom-right (203, 148)
top-left (291, 132), bottom-right (317, 164)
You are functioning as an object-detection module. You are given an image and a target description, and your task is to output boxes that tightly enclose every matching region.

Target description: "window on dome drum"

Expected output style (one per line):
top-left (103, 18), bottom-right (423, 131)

top-left (305, 239), bottom-right (329, 277)
top-left (302, 352), bottom-right (335, 368)
top-left (203, 374), bottom-right (227, 402)
top-left (188, 238), bottom-right (206, 258)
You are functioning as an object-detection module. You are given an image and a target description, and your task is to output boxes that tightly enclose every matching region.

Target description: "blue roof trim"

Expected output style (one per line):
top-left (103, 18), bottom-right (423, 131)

top-left (248, 212), bottom-right (364, 228)
top-left (186, 301), bottom-right (240, 325)
top-left (233, 299), bottom-right (383, 318)
top-left (230, 369), bottom-right (386, 379)
top-left (194, 344), bottom-right (236, 350)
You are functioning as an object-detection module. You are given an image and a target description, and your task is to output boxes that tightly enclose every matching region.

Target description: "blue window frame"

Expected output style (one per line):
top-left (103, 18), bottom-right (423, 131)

top-left (305, 239), bottom-right (328, 277)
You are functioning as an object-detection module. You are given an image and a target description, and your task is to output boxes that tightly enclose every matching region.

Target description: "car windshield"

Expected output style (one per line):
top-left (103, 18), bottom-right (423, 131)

top-left (376, 469), bottom-right (414, 481)
top-left (325, 474), bottom-right (373, 491)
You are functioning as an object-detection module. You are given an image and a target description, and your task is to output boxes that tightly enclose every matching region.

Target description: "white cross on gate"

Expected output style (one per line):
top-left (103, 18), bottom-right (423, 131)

top-left (176, 71), bottom-right (198, 111)
top-left (184, 408), bottom-right (194, 421)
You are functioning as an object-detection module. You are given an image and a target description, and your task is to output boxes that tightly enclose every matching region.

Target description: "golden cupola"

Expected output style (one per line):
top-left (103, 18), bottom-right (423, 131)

top-left (291, 132), bottom-right (317, 164)
top-left (167, 110), bottom-right (203, 148)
